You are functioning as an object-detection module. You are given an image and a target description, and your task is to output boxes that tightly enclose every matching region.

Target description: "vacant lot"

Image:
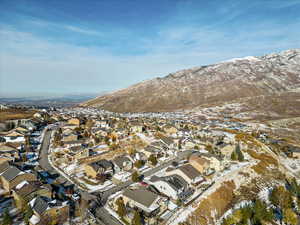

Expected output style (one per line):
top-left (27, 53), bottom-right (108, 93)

top-left (0, 109), bottom-right (36, 122)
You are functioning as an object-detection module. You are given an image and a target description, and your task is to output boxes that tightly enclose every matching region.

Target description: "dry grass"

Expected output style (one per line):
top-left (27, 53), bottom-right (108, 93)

top-left (189, 181), bottom-right (236, 225)
top-left (0, 109), bottom-right (36, 122)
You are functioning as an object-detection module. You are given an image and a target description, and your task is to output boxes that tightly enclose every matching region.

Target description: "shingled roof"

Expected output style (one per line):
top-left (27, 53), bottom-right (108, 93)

top-left (1, 166), bottom-right (23, 182)
top-left (123, 188), bottom-right (159, 208)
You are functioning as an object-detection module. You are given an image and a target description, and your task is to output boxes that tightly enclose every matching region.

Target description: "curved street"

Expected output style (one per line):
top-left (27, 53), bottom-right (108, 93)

top-left (38, 128), bottom-right (194, 225)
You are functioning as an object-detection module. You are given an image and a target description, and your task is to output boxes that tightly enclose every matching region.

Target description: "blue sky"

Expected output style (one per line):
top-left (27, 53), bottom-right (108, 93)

top-left (0, 0), bottom-right (299, 97)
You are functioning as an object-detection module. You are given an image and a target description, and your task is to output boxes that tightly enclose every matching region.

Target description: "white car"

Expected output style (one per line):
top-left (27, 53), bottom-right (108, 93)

top-left (72, 193), bottom-right (80, 201)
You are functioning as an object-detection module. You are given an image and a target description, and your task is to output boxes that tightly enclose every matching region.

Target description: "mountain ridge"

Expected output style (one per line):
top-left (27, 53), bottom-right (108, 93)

top-left (82, 49), bottom-right (300, 112)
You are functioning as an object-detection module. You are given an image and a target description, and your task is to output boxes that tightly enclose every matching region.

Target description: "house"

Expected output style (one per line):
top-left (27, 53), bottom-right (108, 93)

top-left (163, 125), bottom-right (178, 135)
top-left (181, 138), bottom-right (196, 149)
top-left (0, 166), bottom-right (37, 192)
top-left (66, 146), bottom-right (89, 162)
top-left (0, 160), bottom-right (9, 175)
top-left (94, 120), bottom-right (109, 128)
top-left (142, 145), bottom-right (161, 158)
top-left (0, 143), bottom-right (20, 161)
top-left (62, 123), bottom-right (78, 130)
top-left (67, 118), bottom-right (81, 126)
top-left (189, 154), bottom-right (210, 174)
top-left (149, 175), bottom-right (193, 200)
top-left (112, 155), bottom-right (133, 172)
top-left (15, 126), bottom-right (29, 134)
top-left (165, 164), bottom-right (204, 185)
top-left (160, 136), bottom-right (176, 149)
top-left (218, 143), bottom-right (235, 158)
top-left (289, 146), bottom-right (300, 158)
top-left (33, 112), bottom-right (43, 119)
top-left (63, 139), bottom-right (84, 148)
top-left (3, 130), bottom-right (25, 142)
top-left (121, 187), bottom-right (165, 217)
top-left (29, 196), bottom-right (69, 225)
top-left (85, 159), bottom-right (114, 179)
top-left (130, 121), bottom-right (144, 133)
top-left (62, 134), bottom-right (78, 142)
top-left (12, 181), bottom-right (52, 209)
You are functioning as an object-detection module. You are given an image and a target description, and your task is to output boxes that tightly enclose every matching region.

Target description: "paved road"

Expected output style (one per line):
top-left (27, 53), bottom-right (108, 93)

top-left (39, 129), bottom-right (55, 172)
top-left (39, 128), bottom-right (194, 225)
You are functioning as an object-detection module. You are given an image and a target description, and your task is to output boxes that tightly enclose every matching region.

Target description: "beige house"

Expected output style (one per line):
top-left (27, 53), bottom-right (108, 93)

top-left (165, 164), bottom-right (204, 185)
top-left (68, 118), bottom-right (81, 126)
top-left (163, 125), bottom-right (178, 135)
top-left (85, 159), bottom-right (113, 179)
top-left (119, 187), bottom-right (167, 218)
top-left (219, 144), bottom-right (235, 158)
top-left (0, 166), bottom-right (37, 192)
top-left (189, 154), bottom-right (210, 173)
top-left (130, 122), bottom-right (144, 133)
top-left (62, 134), bottom-right (78, 142)
top-left (12, 181), bottom-right (52, 210)
top-left (291, 147), bottom-right (300, 158)
top-left (29, 196), bottom-right (69, 225)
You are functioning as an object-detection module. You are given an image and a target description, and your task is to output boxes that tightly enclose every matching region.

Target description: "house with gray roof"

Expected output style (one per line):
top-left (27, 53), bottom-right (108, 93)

top-left (29, 196), bottom-right (69, 225)
top-left (149, 174), bottom-right (194, 200)
top-left (122, 187), bottom-right (165, 217)
top-left (165, 164), bottom-right (204, 185)
top-left (0, 166), bottom-right (37, 192)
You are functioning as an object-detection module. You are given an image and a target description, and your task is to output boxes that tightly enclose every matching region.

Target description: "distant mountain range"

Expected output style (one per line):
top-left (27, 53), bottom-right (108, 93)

top-left (0, 94), bottom-right (98, 108)
top-left (82, 49), bottom-right (300, 114)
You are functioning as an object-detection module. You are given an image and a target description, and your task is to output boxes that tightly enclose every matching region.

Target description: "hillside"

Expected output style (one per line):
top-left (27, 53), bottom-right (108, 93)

top-left (82, 49), bottom-right (300, 113)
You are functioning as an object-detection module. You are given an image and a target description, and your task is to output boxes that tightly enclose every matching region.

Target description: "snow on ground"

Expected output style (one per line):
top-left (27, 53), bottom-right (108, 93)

top-left (85, 180), bottom-right (115, 193)
top-left (113, 171), bottom-right (131, 182)
top-left (216, 200), bottom-right (251, 225)
top-left (166, 161), bottom-right (255, 225)
top-left (281, 157), bottom-right (300, 175)
top-left (136, 133), bottom-right (155, 144)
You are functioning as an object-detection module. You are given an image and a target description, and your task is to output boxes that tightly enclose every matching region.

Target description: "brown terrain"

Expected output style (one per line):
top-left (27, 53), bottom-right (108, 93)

top-left (82, 49), bottom-right (300, 114)
top-left (0, 108), bottom-right (36, 122)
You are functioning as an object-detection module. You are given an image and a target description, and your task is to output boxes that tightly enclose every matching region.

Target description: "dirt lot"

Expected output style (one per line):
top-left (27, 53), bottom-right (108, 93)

top-left (0, 109), bottom-right (36, 122)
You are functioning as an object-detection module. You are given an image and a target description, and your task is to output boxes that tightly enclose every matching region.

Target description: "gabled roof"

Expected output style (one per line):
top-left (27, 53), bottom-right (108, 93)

top-left (113, 155), bottom-right (132, 169)
top-left (30, 196), bottom-right (50, 215)
top-left (14, 181), bottom-right (40, 197)
top-left (0, 161), bottom-right (9, 174)
top-left (189, 154), bottom-right (210, 165)
top-left (1, 166), bottom-right (23, 181)
top-left (160, 137), bottom-right (174, 146)
top-left (123, 188), bottom-right (159, 208)
top-left (178, 164), bottom-right (201, 180)
top-left (150, 174), bottom-right (188, 191)
top-left (0, 144), bottom-right (17, 152)
top-left (30, 196), bottom-right (66, 216)
top-left (88, 159), bottom-right (113, 171)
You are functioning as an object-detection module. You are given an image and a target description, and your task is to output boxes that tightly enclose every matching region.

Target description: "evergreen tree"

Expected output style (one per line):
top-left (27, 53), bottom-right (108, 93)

top-left (2, 209), bottom-right (13, 225)
top-left (148, 154), bottom-right (158, 166)
top-left (23, 204), bottom-right (33, 225)
top-left (290, 177), bottom-right (300, 197)
top-left (270, 186), bottom-right (293, 209)
top-left (134, 160), bottom-right (144, 168)
top-left (253, 199), bottom-right (273, 223)
top-left (283, 208), bottom-right (298, 225)
top-left (132, 210), bottom-right (142, 225)
top-left (131, 171), bottom-right (140, 182)
top-left (116, 197), bottom-right (126, 218)
top-left (231, 150), bottom-right (238, 161)
top-left (235, 144), bottom-right (244, 161)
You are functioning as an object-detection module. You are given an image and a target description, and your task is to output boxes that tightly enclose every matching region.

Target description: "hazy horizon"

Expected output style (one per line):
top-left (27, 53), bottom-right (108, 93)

top-left (1, 0), bottom-right (300, 97)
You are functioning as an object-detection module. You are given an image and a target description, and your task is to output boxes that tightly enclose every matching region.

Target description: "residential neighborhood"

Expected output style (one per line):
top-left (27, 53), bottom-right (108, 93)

top-left (0, 105), bottom-right (300, 225)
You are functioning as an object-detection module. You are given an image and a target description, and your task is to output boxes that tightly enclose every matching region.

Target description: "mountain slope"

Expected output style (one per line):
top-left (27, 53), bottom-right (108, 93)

top-left (82, 49), bottom-right (300, 112)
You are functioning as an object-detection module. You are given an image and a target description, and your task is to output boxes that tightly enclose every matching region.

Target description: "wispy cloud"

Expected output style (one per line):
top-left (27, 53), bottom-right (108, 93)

top-left (29, 19), bottom-right (103, 36)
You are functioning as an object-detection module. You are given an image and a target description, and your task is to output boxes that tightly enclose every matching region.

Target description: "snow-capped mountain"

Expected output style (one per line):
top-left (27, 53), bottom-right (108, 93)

top-left (82, 49), bottom-right (300, 113)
